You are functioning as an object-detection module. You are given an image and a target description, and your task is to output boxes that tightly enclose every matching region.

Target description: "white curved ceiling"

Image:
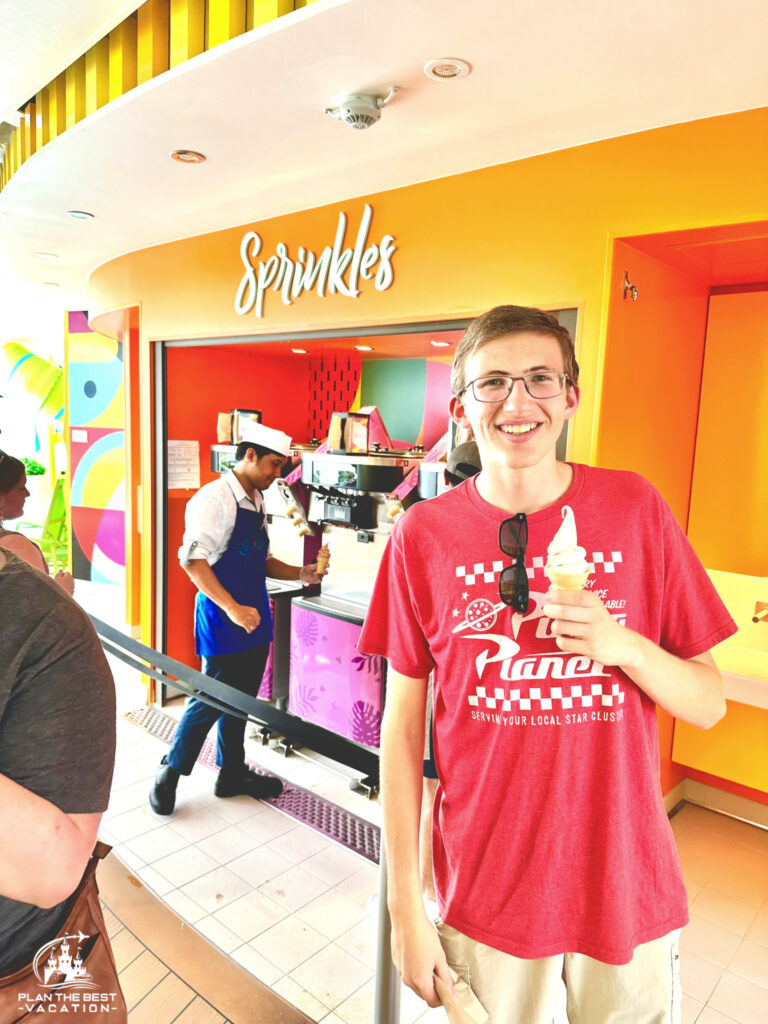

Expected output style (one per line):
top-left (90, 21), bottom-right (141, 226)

top-left (1, 0), bottom-right (767, 333)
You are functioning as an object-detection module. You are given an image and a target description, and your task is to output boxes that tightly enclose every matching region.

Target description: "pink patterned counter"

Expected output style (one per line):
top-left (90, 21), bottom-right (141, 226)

top-left (289, 595), bottom-right (384, 749)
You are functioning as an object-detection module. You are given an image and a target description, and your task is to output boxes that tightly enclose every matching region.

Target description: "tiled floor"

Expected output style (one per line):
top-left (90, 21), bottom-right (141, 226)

top-left (79, 581), bottom-right (768, 1024)
top-left (101, 901), bottom-right (234, 1024)
top-left (672, 805), bottom-right (768, 1024)
top-left (99, 708), bottom-right (447, 1023)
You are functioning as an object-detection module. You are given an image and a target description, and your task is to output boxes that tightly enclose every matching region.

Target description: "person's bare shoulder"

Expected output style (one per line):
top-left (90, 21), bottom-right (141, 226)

top-left (0, 532), bottom-right (48, 573)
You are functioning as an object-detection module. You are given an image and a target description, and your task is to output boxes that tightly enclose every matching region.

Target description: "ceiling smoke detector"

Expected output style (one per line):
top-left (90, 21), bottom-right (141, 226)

top-left (325, 88), bottom-right (398, 130)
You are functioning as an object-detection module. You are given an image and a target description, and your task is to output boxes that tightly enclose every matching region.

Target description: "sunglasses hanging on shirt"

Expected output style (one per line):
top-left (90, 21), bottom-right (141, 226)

top-left (498, 513), bottom-right (529, 614)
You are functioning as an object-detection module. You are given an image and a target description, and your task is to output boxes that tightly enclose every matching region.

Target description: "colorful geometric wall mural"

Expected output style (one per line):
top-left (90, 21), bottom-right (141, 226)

top-left (422, 360), bottom-right (452, 449)
top-left (306, 353), bottom-right (452, 449)
top-left (65, 311), bottom-right (126, 584)
top-left (0, 342), bottom-right (65, 420)
top-left (360, 358), bottom-right (451, 448)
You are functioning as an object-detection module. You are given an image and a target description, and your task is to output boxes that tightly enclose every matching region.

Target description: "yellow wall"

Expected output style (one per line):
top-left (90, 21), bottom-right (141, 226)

top-left (673, 701), bottom-right (768, 794)
top-left (688, 289), bottom-right (768, 576)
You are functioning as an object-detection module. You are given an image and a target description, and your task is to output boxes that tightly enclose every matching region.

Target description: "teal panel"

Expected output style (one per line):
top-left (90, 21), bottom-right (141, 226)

top-left (360, 360), bottom-right (426, 444)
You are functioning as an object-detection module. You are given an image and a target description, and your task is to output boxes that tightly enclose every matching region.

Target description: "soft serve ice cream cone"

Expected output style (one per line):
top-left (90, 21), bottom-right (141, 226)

top-left (316, 544), bottom-right (330, 574)
top-left (545, 506), bottom-right (591, 590)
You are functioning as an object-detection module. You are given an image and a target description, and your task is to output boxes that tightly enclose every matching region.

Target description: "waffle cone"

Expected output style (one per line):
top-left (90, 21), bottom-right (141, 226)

top-left (316, 546), bottom-right (330, 573)
top-left (545, 569), bottom-right (590, 591)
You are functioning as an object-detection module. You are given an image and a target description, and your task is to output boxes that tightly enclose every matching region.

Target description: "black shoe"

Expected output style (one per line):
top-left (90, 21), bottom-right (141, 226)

top-left (149, 756), bottom-right (180, 815)
top-left (214, 766), bottom-right (283, 800)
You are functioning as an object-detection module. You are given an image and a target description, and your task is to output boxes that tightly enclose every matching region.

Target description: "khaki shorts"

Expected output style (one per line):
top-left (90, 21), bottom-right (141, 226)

top-left (436, 919), bottom-right (681, 1024)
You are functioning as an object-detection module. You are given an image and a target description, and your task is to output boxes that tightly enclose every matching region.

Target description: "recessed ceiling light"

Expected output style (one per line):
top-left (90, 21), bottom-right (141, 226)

top-left (44, 282), bottom-right (60, 287)
top-left (430, 340), bottom-right (451, 348)
top-left (424, 58), bottom-right (471, 82)
top-left (66, 210), bottom-right (94, 220)
top-left (35, 252), bottom-right (59, 260)
top-left (291, 348), bottom-right (307, 354)
top-left (355, 345), bottom-right (374, 351)
top-left (171, 150), bottom-right (206, 164)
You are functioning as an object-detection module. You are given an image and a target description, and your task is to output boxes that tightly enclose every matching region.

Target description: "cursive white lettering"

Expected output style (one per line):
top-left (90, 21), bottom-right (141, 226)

top-left (234, 205), bottom-right (397, 318)
top-left (375, 234), bottom-right (396, 290)
top-left (274, 242), bottom-right (295, 306)
top-left (360, 243), bottom-right (379, 279)
top-left (348, 204), bottom-right (373, 295)
top-left (499, 652), bottom-right (611, 682)
top-left (234, 231), bottom-right (262, 314)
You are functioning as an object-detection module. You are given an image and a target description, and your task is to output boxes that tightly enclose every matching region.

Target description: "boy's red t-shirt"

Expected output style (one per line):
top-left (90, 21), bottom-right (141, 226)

top-left (359, 464), bottom-right (737, 964)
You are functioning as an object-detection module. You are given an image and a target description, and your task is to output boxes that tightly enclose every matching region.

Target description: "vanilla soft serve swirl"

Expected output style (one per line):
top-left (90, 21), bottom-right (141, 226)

top-left (545, 506), bottom-right (590, 577)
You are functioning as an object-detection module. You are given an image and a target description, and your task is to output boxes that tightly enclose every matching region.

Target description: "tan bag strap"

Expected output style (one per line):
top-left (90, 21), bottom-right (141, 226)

top-left (0, 841), bottom-right (113, 987)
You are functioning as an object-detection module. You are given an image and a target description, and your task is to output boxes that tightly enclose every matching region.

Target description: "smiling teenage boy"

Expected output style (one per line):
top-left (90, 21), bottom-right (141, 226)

top-left (358, 306), bottom-right (736, 1023)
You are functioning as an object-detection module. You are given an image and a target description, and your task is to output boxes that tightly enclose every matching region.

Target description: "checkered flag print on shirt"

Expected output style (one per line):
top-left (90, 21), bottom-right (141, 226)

top-left (468, 682), bottom-right (625, 711)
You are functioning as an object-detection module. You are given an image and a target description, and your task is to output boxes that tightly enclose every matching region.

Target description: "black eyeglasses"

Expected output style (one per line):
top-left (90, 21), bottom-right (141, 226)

top-left (461, 371), bottom-right (570, 403)
top-left (498, 513), bottom-right (529, 614)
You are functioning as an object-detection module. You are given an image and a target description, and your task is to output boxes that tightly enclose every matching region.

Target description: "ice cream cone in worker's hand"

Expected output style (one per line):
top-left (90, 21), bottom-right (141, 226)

top-left (545, 506), bottom-right (591, 590)
top-left (316, 544), bottom-right (330, 575)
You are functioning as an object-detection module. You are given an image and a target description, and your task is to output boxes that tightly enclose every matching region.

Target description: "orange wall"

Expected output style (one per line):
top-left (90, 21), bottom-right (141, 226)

top-left (572, 242), bottom-right (711, 799)
top-left (124, 308), bottom-right (142, 628)
top-left (687, 289), bottom-right (768, 574)
top-left (165, 345), bottom-right (310, 667)
top-left (595, 241), bottom-right (710, 527)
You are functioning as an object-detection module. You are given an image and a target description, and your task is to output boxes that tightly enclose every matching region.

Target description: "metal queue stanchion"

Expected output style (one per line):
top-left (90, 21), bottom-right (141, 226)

top-left (89, 614), bottom-right (404, 1023)
top-left (374, 843), bottom-right (401, 1024)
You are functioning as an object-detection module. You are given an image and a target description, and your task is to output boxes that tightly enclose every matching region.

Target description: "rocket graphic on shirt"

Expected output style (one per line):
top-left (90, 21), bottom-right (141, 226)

top-left (449, 548), bottom-right (628, 728)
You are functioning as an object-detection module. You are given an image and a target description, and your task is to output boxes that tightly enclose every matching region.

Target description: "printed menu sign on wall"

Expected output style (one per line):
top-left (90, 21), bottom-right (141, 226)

top-left (167, 440), bottom-right (200, 489)
top-left (234, 204), bottom-right (396, 318)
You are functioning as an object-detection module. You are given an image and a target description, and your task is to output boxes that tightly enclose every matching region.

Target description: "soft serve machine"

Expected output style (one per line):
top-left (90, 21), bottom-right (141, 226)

top-left (211, 408), bottom-right (430, 792)
top-left (280, 411), bottom-right (428, 792)
top-left (301, 413), bottom-right (425, 533)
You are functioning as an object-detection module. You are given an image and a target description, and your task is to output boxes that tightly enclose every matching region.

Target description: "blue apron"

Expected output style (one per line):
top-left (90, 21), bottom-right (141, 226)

top-left (194, 501), bottom-right (273, 656)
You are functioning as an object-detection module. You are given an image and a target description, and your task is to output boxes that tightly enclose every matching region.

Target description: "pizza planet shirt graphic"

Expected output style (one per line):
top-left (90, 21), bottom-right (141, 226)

top-left (465, 598), bottom-right (499, 631)
top-left (16, 932), bottom-right (120, 1013)
top-left (451, 551), bottom-right (628, 729)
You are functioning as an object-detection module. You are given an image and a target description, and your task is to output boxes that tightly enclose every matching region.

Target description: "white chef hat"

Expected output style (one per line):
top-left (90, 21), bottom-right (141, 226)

top-left (240, 422), bottom-right (292, 457)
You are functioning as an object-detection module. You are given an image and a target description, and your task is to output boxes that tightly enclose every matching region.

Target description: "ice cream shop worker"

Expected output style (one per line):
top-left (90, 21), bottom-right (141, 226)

top-left (359, 305), bottom-right (736, 1024)
top-left (150, 422), bottom-right (328, 816)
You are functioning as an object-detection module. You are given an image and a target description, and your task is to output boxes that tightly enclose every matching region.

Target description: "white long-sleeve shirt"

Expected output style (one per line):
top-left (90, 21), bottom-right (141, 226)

top-left (177, 470), bottom-right (270, 566)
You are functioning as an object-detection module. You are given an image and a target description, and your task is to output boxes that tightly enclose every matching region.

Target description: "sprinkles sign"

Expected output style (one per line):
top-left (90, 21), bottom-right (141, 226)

top-left (234, 204), bottom-right (396, 318)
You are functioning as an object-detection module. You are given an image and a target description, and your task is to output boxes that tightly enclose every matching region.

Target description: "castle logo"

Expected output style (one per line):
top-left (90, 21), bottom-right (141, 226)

top-left (17, 929), bottom-right (122, 1014)
top-left (32, 933), bottom-right (98, 992)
